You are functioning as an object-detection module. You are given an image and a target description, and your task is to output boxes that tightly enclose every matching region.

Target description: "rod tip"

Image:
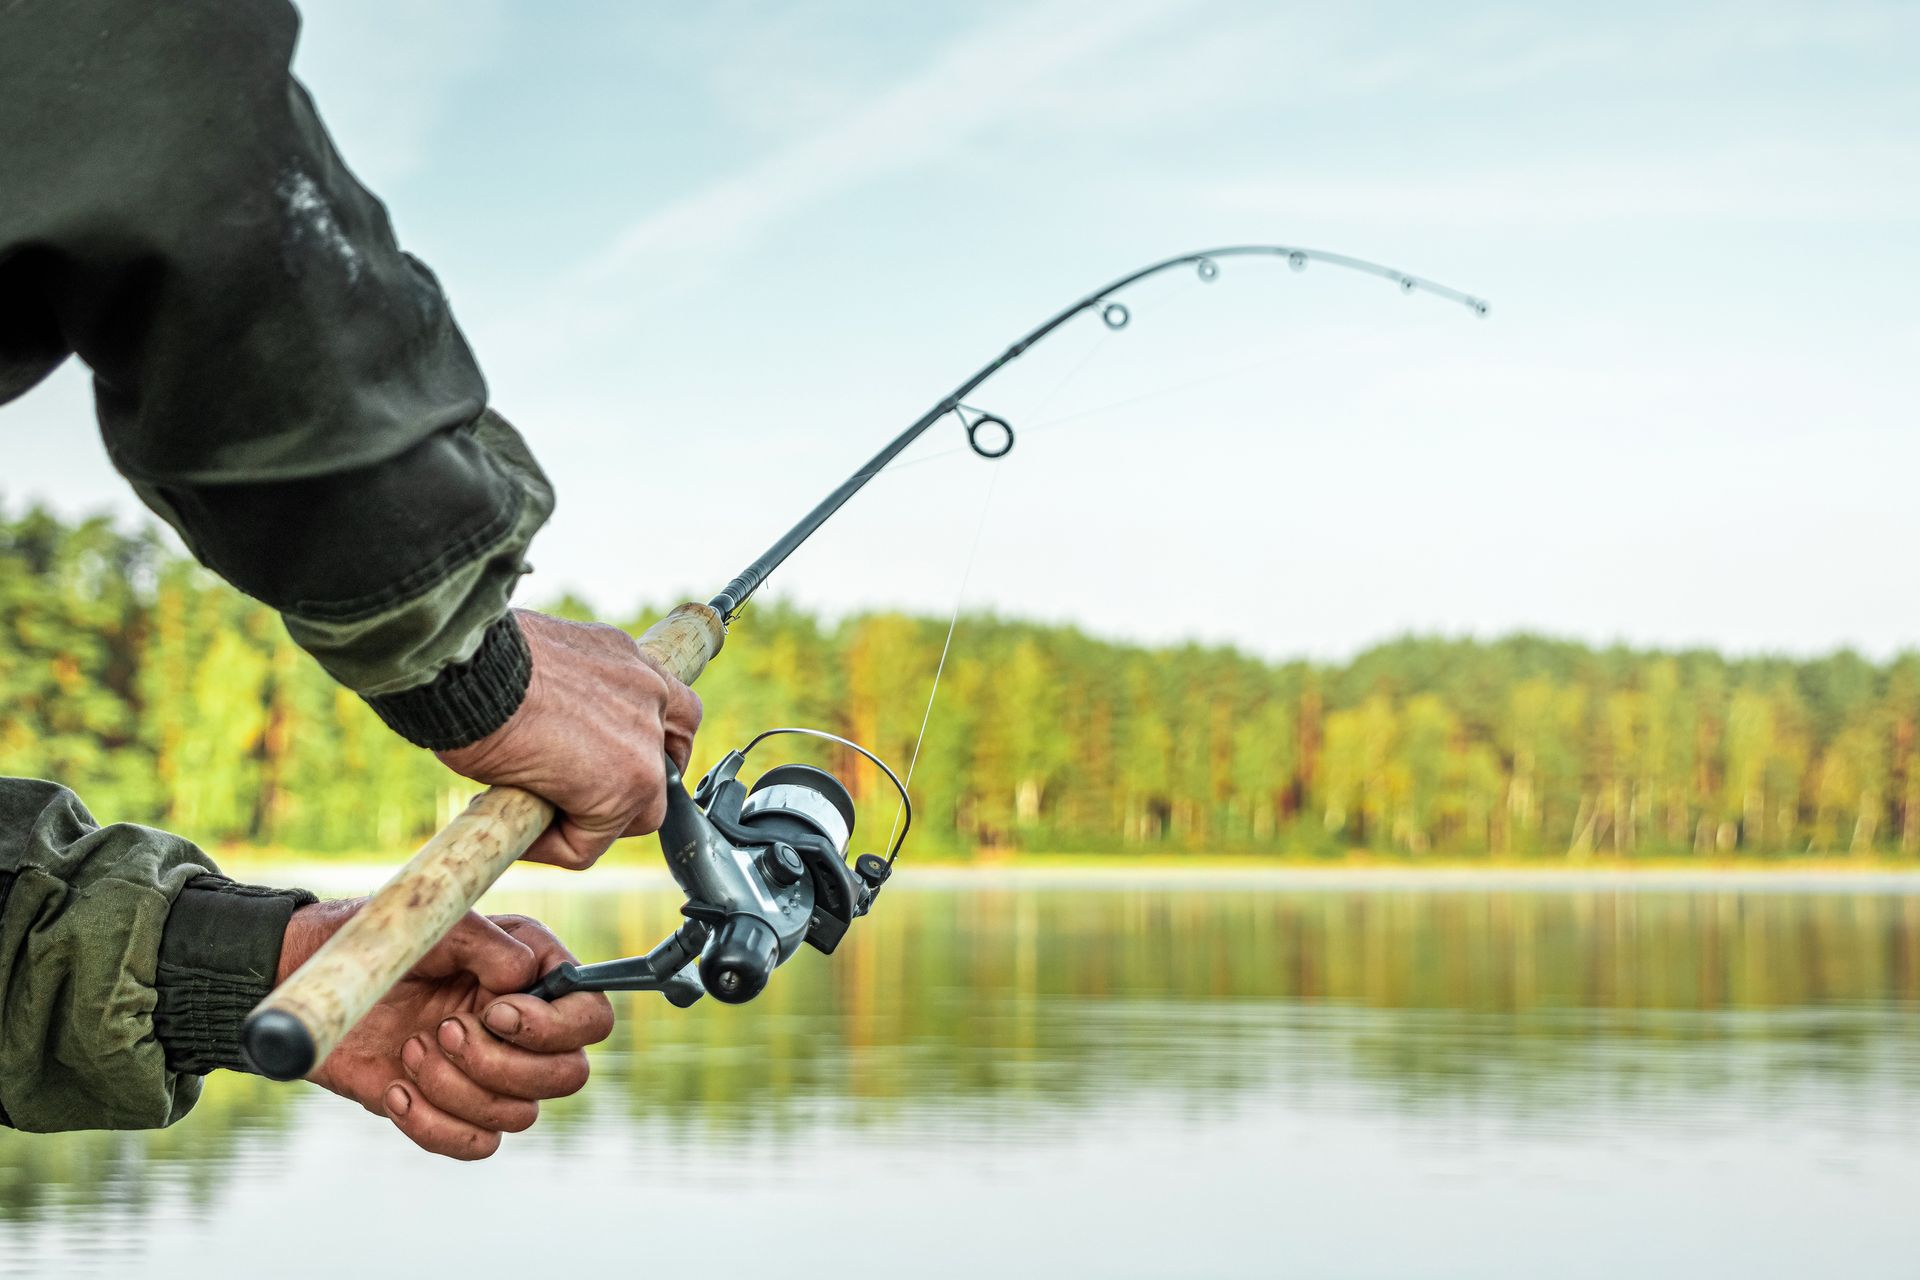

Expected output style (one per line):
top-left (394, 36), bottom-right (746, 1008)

top-left (242, 1009), bottom-right (317, 1081)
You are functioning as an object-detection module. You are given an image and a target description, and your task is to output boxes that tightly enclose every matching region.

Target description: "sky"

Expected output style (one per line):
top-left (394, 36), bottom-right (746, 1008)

top-left (6, 0), bottom-right (1918, 662)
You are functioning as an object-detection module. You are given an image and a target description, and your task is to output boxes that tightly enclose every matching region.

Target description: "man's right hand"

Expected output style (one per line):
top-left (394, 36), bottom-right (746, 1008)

top-left (436, 610), bottom-right (704, 869)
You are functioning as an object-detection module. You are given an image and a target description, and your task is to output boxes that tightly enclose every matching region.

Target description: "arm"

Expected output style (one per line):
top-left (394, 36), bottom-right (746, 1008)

top-left (2, 0), bottom-right (548, 744)
top-left (0, 0), bottom-right (687, 1147)
top-left (2, 0), bottom-right (699, 845)
top-left (0, 779), bottom-right (613, 1156)
top-left (0, 779), bottom-right (310, 1131)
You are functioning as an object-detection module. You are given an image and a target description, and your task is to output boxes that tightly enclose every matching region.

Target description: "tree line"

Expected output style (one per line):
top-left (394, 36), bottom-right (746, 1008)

top-left (4, 502), bottom-right (1918, 860)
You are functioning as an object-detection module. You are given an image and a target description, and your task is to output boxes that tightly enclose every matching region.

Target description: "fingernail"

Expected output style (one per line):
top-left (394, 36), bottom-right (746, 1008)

top-left (438, 1017), bottom-right (467, 1053)
top-left (483, 1003), bottom-right (522, 1037)
top-left (385, 1084), bottom-right (411, 1117)
top-left (401, 1037), bottom-right (426, 1075)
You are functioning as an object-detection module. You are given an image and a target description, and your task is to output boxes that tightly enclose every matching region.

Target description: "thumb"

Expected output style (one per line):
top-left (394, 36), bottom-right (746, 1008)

top-left (416, 911), bottom-right (540, 993)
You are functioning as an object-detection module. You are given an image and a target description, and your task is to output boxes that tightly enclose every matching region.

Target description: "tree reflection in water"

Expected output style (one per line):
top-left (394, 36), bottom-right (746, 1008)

top-left (5, 883), bottom-right (1919, 1232)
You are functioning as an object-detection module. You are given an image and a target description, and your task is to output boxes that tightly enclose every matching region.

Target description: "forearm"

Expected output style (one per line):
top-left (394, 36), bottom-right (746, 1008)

top-left (2, 1), bottom-right (556, 748)
top-left (134, 409), bottom-right (555, 747)
top-left (0, 779), bottom-right (312, 1132)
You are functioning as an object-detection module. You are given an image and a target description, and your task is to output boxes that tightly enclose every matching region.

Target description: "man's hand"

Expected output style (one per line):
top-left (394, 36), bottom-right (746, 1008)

top-left (280, 899), bottom-right (615, 1160)
top-left (438, 609), bottom-right (704, 870)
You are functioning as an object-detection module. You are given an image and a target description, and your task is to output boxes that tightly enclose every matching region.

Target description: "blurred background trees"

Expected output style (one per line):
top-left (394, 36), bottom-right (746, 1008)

top-left (6, 502), bottom-right (1919, 861)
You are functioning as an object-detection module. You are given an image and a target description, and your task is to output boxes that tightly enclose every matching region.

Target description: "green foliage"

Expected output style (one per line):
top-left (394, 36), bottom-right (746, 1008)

top-left (7, 502), bottom-right (1920, 859)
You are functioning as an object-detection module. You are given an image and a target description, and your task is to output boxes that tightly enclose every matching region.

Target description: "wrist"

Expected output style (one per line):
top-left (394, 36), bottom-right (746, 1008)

top-left (275, 898), bottom-right (366, 985)
top-left (154, 877), bottom-right (318, 1076)
top-left (364, 613), bottom-right (533, 751)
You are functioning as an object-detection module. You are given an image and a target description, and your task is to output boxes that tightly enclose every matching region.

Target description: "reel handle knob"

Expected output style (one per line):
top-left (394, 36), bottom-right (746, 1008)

top-left (700, 914), bottom-right (780, 1004)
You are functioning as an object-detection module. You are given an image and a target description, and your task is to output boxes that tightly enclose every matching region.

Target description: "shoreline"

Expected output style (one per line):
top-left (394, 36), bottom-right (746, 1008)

top-left (211, 851), bottom-right (1920, 895)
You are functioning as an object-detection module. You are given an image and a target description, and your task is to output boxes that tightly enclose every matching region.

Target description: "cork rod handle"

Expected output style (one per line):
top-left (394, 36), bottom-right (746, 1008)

top-left (240, 603), bottom-right (726, 1081)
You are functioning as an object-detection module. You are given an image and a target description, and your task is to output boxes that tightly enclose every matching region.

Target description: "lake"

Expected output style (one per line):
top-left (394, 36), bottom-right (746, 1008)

top-left (5, 875), bottom-right (1920, 1278)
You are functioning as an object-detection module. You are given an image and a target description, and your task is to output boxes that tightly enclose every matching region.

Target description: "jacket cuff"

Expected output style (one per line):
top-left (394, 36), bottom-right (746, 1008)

top-left (155, 877), bottom-right (317, 1076)
top-left (363, 613), bottom-right (532, 750)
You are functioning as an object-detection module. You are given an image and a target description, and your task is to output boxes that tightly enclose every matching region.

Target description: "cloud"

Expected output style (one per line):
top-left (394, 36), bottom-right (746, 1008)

top-left (1200, 138), bottom-right (1920, 227)
top-left (586, 0), bottom-right (1192, 277)
top-left (1008, 1), bottom-right (1920, 134)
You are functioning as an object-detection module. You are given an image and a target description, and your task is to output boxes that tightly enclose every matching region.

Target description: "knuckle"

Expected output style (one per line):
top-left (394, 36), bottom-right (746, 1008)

top-left (489, 913), bottom-right (541, 935)
top-left (630, 657), bottom-right (668, 694)
top-left (553, 828), bottom-right (603, 870)
top-left (623, 761), bottom-right (658, 798)
top-left (419, 1055), bottom-right (467, 1099)
top-left (633, 794), bottom-right (667, 835)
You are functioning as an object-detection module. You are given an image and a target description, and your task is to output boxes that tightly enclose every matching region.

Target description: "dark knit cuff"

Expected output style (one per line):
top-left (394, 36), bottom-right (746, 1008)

top-left (364, 613), bottom-right (532, 750)
top-left (155, 877), bottom-right (318, 1076)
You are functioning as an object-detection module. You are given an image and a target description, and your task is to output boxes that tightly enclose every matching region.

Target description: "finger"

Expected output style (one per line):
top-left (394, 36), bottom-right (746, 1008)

top-left (633, 656), bottom-right (700, 755)
top-left (532, 730), bottom-right (666, 857)
top-left (488, 916), bottom-right (614, 1044)
top-left (616, 780), bottom-right (668, 839)
top-left (613, 734), bottom-right (671, 839)
top-left (491, 913), bottom-right (579, 969)
top-left (664, 685), bottom-right (702, 770)
top-left (480, 990), bottom-right (615, 1053)
top-left (436, 1012), bottom-right (592, 1101)
top-left (522, 823), bottom-right (613, 871)
top-left (381, 1080), bottom-right (503, 1161)
top-left (402, 1034), bottom-right (540, 1133)
top-left (415, 911), bottom-right (539, 992)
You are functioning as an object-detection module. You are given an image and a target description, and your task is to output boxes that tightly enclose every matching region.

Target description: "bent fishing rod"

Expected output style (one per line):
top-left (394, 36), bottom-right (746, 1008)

top-left (242, 244), bottom-right (1489, 1080)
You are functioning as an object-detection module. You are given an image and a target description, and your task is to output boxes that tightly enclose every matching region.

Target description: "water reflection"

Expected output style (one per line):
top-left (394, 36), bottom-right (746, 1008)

top-left (5, 883), bottom-right (1920, 1276)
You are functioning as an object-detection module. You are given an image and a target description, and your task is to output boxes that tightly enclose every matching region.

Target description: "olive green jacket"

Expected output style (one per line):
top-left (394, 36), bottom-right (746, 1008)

top-left (0, 0), bottom-right (552, 1129)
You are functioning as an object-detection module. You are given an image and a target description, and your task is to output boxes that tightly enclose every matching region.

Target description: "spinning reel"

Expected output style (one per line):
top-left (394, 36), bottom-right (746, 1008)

top-left (527, 728), bottom-right (908, 1007)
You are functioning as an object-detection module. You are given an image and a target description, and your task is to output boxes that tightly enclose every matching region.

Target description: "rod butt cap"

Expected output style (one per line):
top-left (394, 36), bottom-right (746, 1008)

top-left (243, 1009), bottom-right (316, 1081)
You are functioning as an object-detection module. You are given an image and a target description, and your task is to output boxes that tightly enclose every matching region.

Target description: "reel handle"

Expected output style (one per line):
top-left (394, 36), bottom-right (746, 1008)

top-left (525, 918), bottom-right (711, 1008)
top-left (240, 603), bottom-right (726, 1082)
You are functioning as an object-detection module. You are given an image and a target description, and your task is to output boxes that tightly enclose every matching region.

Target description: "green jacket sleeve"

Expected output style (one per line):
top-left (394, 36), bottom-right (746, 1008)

top-left (0, 779), bottom-right (313, 1132)
top-left (0, 0), bottom-right (553, 749)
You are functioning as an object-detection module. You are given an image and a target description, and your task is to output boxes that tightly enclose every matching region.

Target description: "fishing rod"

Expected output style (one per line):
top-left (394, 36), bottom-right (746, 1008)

top-left (241, 244), bottom-right (1488, 1079)
top-left (711, 244), bottom-right (1487, 622)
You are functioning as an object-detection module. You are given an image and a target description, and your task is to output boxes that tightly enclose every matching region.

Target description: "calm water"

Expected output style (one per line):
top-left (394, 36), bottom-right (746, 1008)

top-left (5, 878), bottom-right (1920, 1278)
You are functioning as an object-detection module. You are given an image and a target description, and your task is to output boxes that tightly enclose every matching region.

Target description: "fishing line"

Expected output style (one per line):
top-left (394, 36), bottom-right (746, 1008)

top-left (881, 319), bottom-right (1117, 856)
top-left (882, 460), bottom-right (1001, 861)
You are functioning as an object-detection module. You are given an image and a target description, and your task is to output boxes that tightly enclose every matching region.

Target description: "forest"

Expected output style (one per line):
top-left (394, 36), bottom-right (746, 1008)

top-left (4, 502), bottom-right (1918, 862)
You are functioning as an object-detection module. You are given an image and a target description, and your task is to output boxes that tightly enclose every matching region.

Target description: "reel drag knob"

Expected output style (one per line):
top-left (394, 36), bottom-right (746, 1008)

top-left (759, 841), bottom-right (805, 888)
top-left (701, 914), bottom-right (780, 1004)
